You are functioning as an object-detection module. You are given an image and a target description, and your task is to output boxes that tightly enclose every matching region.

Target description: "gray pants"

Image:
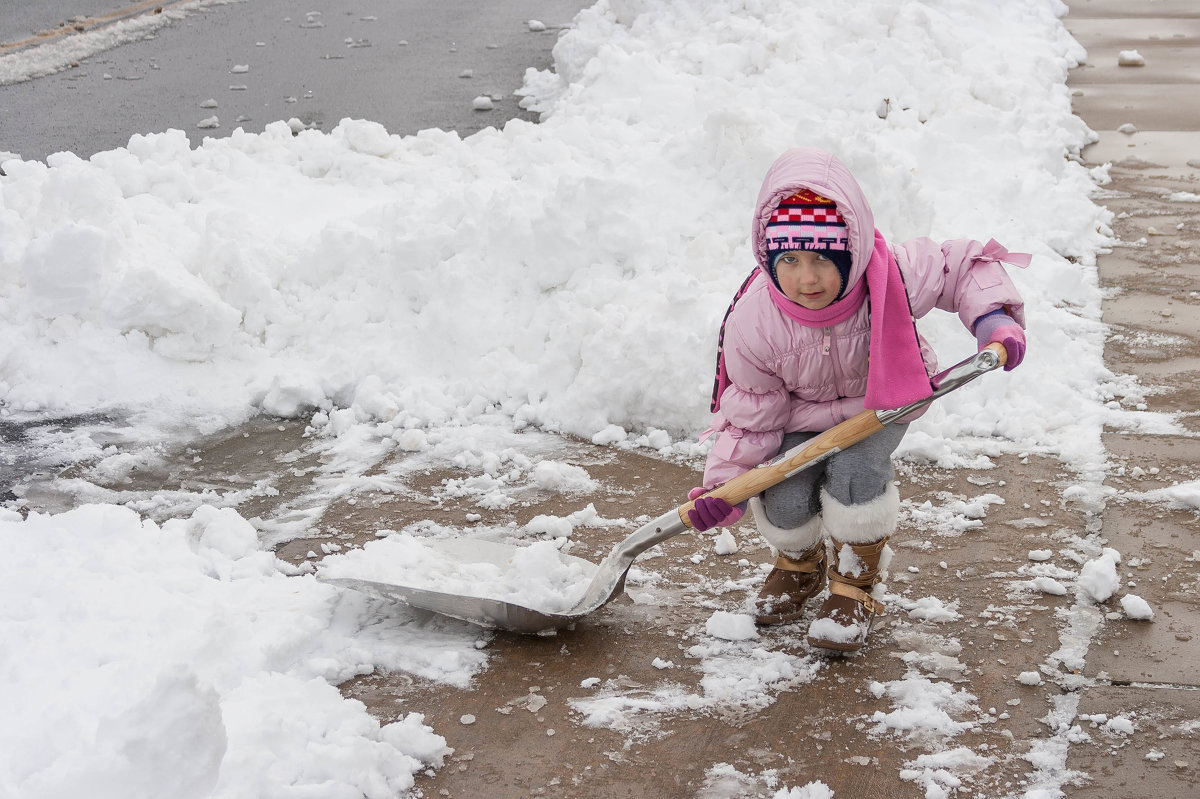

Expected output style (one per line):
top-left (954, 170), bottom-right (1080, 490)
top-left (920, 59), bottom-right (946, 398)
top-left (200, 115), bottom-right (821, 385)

top-left (760, 423), bottom-right (908, 529)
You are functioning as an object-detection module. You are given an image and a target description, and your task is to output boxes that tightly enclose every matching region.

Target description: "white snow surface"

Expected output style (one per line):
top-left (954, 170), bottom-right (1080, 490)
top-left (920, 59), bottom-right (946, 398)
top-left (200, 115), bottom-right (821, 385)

top-left (0, 0), bottom-right (1152, 796)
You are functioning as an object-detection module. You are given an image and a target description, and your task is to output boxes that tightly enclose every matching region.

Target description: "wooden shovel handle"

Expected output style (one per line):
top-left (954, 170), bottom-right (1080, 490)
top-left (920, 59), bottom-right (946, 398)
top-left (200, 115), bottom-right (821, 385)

top-left (677, 409), bottom-right (884, 528)
top-left (677, 342), bottom-right (1010, 528)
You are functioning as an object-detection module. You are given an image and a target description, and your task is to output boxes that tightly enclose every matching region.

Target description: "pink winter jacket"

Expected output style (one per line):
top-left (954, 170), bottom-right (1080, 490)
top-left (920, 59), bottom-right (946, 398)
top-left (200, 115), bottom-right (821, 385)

top-left (702, 148), bottom-right (1025, 489)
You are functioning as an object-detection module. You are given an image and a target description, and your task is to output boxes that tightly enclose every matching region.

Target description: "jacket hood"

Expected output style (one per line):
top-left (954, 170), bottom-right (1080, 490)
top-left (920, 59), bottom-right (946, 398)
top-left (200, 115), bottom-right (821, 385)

top-left (752, 148), bottom-right (876, 291)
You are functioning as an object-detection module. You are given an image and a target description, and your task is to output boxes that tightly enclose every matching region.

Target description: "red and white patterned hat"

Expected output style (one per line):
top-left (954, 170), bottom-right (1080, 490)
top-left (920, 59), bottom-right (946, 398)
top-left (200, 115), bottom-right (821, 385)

top-left (764, 189), bottom-right (848, 254)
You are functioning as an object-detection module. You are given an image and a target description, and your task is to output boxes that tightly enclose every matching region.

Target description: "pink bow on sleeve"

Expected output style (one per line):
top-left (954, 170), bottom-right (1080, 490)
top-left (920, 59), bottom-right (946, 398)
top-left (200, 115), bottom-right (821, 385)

top-left (977, 239), bottom-right (1032, 268)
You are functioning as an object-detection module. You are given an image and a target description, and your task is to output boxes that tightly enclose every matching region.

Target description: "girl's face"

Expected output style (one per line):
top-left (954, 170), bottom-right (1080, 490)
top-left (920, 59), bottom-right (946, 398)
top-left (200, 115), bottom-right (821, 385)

top-left (774, 250), bottom-right (843, 309)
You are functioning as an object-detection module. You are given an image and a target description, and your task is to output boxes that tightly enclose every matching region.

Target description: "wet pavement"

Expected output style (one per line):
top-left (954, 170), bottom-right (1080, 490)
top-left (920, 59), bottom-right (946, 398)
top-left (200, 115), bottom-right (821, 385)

top-left (0, 0), bottom-right (585, 162)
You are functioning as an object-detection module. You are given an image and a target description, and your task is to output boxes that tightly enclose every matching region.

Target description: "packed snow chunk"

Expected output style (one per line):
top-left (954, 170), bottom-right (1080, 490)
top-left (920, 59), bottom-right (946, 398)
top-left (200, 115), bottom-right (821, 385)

top-left (773, 782), bottom-right (834, 799)
top-left (1017, 671), bottom-right (1043, 686)
top-left (1029, 576), bottom-right (1068, 595)
top-left (527, 19), bottom-right (547, 32)
top-left (1077, 548), bottom-right (1122, 603)
top-left (808, 616), bottom-right (866, 646)
top-left (319, 533), bottom-right (595, 613)
top-left (1118, 50), bottom-right (1145, 66)
top-left (261, 374), bottom-right (326, 417)
top-left (1120, 593), bottom-right (1154, 620)
top-left (591, 425), bottom-right (628, 445)
top-left (532, 460), bottom-right (598, 493)
top-left (713, 529), bottom-right (738, 555)
top-left (902, 596), bottom-right (961, 622)
top-left (1104, 715), bottom-right (1135, 735)
top-left (472, 96), bottom-right (494, 110)
top-left (1117, 123), bottom-right (1138, 135)
top-left (705, 611), bottom-right (759, 641)
top-left (335, 118), bottom-right (398, 158)
top-left (525, 513), bottom-right (574, 539)
top-left (395, 428), bottom-right (428, 452)
top-left (197, 116), bottom-right (220, 129)
top-left (1028, 549), bottom-right (1053, 562)
top-left (176, 504), bottom-right (279, 578)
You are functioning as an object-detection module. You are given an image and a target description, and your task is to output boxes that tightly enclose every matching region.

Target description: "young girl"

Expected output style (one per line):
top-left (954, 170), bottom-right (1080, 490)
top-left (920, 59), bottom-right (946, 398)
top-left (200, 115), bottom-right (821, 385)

top-left (689, 147), bottom-right (1028, 653)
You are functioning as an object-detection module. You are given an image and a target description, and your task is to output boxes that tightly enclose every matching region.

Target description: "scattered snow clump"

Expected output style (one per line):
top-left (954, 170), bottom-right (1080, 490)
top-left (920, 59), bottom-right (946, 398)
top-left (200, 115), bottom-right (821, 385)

top-left (1077, 548), bottom-right (1121, 603)
top-left (713, 529), bottom-right (738, 555)
top-left (773, 782), bottom-right (834, 799)
top-left (532, 461), bottom-right (597, 492)
top-left (395, 428), bottom-right (428, 452)
top-left (705, 611), bottom-right (758, 641)
top-left (1120, 593), bottom-right (1154, 620)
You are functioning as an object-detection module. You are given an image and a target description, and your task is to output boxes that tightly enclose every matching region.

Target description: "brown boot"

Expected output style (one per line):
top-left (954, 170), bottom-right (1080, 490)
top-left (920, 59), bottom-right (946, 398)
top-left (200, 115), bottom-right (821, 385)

top-left (753, 541), bottom-right (826, 625)
top-left (806, 537), bottom-right (888, 652)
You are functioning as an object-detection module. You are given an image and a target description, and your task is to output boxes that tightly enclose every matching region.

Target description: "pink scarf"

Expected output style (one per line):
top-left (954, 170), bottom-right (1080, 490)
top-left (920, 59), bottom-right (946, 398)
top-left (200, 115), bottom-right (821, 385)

top-left (765, 229), bottom-right (933, 410)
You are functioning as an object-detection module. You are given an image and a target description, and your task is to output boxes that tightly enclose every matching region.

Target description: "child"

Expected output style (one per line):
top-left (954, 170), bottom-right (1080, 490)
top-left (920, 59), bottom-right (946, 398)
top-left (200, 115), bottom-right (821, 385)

top-left (689, 147), bottom-right (1028, 653)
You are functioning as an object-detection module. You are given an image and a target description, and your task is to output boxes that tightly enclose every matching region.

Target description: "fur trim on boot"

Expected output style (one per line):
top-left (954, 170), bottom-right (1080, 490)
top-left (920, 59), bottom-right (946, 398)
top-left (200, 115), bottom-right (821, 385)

top-left (747, 496), bottom-right (821, 555)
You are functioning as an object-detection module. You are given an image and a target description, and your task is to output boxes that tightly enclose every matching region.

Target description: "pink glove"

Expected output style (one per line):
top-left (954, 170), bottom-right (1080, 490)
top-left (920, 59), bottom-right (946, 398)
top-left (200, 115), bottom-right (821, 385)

top-left (974, 310), bottom-right (1026, 371)
top-left (687, 487), bottom-right (746, 531)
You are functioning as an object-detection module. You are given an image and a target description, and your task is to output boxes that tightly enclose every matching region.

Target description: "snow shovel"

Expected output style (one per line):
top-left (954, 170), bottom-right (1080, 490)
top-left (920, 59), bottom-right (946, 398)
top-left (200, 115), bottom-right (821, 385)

top-left (324, 344), bottom-right (1008, 633)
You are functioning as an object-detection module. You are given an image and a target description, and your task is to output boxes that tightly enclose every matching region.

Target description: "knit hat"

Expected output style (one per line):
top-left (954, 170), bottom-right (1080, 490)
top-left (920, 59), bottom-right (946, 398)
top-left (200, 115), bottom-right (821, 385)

top-left (765, 189), bottom-right (853, 297)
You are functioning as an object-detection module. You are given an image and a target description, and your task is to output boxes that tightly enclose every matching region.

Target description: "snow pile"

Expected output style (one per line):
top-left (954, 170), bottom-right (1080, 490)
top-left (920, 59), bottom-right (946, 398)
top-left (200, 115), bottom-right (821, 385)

top-left (0, 505), bottom-right (472, 797)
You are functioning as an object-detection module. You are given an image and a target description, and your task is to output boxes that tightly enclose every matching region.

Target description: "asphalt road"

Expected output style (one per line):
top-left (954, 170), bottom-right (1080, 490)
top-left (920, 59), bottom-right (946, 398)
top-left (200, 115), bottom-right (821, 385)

top-left (0, 0), bottom-right (590, 162)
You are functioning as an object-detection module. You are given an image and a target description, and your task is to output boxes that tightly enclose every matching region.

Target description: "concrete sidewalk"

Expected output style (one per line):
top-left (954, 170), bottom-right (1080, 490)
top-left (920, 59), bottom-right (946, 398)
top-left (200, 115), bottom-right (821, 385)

top-left (1061, 0), bottom-right (1200, 794)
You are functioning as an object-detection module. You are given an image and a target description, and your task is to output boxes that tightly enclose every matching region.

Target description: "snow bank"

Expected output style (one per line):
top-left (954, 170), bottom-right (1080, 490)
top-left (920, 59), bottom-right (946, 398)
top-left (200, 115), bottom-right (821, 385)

top-left (0, 505), bottom-right (478, 796)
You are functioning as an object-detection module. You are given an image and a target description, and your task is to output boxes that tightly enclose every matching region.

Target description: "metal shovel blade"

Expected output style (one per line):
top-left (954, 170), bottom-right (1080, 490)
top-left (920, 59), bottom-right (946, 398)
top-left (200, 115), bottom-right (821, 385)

top-left (320, 511), bottom-right (688, 634)
top-left (327, 345), bottom-right (1006, 633)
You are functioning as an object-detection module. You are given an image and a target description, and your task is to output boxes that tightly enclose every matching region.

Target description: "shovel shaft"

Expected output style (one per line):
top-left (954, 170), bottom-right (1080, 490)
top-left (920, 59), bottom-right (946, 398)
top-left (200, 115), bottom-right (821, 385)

top-left (677, 342), bottom-right (1008, 528)
top-left (676, 410), bottom-right (884, 525)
